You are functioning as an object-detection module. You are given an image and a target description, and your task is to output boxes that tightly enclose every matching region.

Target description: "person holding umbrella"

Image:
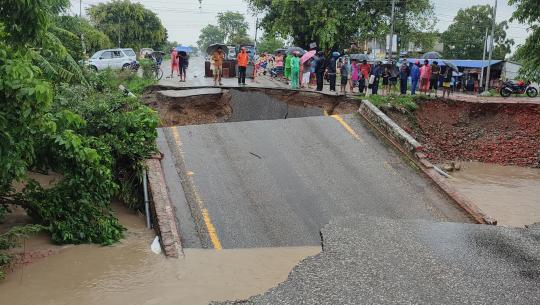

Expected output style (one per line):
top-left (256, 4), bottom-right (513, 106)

top-left (300, 50), bottom-right (316, 88)
top-left (284, 53), bottom-right (292, 82)
top-left (442, 67), bottom-right (453, 98)
top-left (177, 51), bottom-right (188, 82)
top-left (237, 47), bottom-right (249, 86)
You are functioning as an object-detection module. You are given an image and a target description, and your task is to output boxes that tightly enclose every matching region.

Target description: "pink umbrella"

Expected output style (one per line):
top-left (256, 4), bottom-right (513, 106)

top-left (300, 50), bottom-right (316, 64)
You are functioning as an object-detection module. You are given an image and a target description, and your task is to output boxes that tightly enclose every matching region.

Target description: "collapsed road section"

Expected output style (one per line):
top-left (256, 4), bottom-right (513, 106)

top-left (143, 86), bottom-right (473, 249)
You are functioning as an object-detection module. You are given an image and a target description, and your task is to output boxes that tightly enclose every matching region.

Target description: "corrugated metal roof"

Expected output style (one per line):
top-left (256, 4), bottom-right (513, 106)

top-left (406, 58), bottom-right (502, 68)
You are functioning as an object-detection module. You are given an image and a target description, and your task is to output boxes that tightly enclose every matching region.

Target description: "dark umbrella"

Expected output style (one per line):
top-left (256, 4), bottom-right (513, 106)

top-left (286, 46), bottom-right (306, 55)
top-left (274, 48), bottom-right (286, 54)
top-left (443, 60), bottom-right (458, 72)
top-left (422, 51), bottom-right (442, 59)
top-left (206, 43), bottom-right (227, 55)
top-left (350, 53), bottom-right (370, 61)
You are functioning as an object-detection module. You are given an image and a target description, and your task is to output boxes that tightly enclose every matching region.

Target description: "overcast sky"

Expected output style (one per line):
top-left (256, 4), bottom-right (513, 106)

top-left (70, 0), bottom-right (530, 49)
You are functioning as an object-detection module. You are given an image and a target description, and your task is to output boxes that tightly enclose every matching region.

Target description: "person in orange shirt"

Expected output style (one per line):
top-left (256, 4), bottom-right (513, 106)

top-left (237, 47), bottom-right (249, 86)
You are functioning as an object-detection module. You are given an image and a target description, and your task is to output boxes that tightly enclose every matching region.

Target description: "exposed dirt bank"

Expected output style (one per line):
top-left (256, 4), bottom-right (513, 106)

top-left (384, 100), bottom-right (540, 168)
top-left (143, 86), bottom-right (360, 127)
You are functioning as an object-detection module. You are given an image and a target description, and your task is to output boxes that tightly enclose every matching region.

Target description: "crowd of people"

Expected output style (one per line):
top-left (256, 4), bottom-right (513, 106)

top-left (168, 45), bottom-right (458, 98)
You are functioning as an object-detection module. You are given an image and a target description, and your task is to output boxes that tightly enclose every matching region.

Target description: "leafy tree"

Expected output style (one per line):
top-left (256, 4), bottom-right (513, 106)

top-left (53, 16), bottom-right (112, 61)
top-left (441, 5), bottom-right (514, 59)
top-left (257, 33), bottom-right (285, 53)
top-left (509, 0), bottom-right (540, 82)
top-left (217, 11), bottom-right (250, 45)
top-left (197, 24), bottom-right (226, 53)
top-left (87, 0), bottom-right (167, 51)
top-left (247, 0), bottom-right (435, 50)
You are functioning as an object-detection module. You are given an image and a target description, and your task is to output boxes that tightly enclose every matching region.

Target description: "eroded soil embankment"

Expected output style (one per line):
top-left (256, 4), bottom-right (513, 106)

top-left (385, 100), bottom-right (540, 168)
top-left (142, 87), bottom-right (360, 127)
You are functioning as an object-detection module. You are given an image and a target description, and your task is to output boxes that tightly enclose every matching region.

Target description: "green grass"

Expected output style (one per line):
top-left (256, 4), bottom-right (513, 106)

top-left (364, 94), bottom-right (433, 112)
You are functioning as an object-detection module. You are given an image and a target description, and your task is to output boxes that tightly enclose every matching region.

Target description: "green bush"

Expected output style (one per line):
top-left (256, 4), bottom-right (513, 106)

top-left (366, 94), bottom-right (421, 112)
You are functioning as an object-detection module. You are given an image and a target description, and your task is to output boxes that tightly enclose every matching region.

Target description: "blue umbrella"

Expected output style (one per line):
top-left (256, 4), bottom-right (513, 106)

top-left (176, 46), bottom-right (192, 53)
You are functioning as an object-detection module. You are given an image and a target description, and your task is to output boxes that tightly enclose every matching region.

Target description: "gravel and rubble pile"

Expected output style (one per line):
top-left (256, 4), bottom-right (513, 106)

top-left (386, 100), bottom-right (540, 168)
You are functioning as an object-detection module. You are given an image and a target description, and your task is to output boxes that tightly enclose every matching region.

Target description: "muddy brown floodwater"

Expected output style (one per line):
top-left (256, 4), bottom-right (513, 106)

top-left (1, 204), bottom-right (320, 305)
top-left (448, 162), bottom-right (540, 227)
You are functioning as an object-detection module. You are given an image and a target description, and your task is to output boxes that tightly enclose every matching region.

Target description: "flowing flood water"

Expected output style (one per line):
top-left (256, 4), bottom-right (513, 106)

top-left (1, 204), bottom-right (320, 305)
top-left (448, 162), bottom-right (540, 227)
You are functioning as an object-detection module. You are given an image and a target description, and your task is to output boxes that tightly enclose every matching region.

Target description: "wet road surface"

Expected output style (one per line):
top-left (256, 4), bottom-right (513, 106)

top-left (160, 114), bottom-right (472, 249)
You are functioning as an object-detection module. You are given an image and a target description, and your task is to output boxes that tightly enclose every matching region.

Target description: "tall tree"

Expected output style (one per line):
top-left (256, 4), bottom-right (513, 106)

top-left (247, 0), bottom-right (435, 50)
top-left (217, 11), bottom-right (250, 45)
top-left (197, 24), bottom-right (226, 53)
top-left (53, 16), bottom-right (112, 61)
top-left (442, 5), bottom-right (514, 59)
top-left (87, 0), bottom-right (167, 51)
top-left (509, 0), bottom-right (540, 82)
top-left (257, 33), bottom-right (285, 53)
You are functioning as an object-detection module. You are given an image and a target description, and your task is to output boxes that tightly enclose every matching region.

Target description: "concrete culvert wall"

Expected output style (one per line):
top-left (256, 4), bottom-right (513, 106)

top-left (142, 86), bottom-right (360, 127)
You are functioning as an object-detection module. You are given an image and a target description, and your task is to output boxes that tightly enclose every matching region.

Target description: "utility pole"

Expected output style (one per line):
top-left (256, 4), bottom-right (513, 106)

top-left (484, 0), bottom-right (497, 93)
top-left (254, 14), bottom-right (259, 54)
top-left (479, 27), bottom-right (488, 94)
top-left (387, 0), bottom-right (396, 62)
top-left (79, 0), bottom-right (82, 17)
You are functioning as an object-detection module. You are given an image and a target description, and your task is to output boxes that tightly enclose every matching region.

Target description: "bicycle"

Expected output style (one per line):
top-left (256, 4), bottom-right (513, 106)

top-left (152, 62), bottom-right (163, 80)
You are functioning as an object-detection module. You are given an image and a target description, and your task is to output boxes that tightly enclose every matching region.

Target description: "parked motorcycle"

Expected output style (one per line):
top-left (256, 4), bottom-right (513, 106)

top-left (500, 80), bottom-right (538, 98)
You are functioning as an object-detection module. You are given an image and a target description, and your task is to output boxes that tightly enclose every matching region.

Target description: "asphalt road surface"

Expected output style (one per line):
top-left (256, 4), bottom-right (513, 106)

top-left (160, 114), bottom-right (472, 249)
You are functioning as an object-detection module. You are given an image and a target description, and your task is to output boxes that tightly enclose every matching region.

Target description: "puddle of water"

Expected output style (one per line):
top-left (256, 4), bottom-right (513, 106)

top-left (448, 162), bottom-right (540, 227)
top-left (0, 204), bottom-right (320, 305)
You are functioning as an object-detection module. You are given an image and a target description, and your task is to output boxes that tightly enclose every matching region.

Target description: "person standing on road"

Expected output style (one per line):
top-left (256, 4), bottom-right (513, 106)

top-left (410, 60), bottom-right (420, 95)
top-left (350, 59), bottom-right (359, 94)
top-left (340, 57), bottom-right (350, 94)
top-left (212, 47), bottom-right (224, 86)
top-left (370, 61), bottom-right (382, 95)
top-left (170, 48), bottom-right (179, 77)
top-left (301, 57), bottom-right (312, 89)
top-left (284, 53), bottom-right (292, 82)
top-left (274, 51), bottom-right (284, 80)
top-left (442, 67), bottom-right (453, 98)
top-left (359, 60), bottom-right (371, 94)
top-left (420, 59), bottom-right (431, 94)
top-left (382, 67), bottom-right (390, 95)
top-left (177, 52), bottom-right (188, 82)
top-left (290, 51), bottom-right (301, 89)
top-left (237, 47), bottom-right (249, 86)
top-left (430, 61), bottom-right (441, 97)
top-left (327, 52), bottom-right (339, 92)
top-left (315, 51), bottom-right (326, 91)
top-left (399, 59), bottom-right (410, 95)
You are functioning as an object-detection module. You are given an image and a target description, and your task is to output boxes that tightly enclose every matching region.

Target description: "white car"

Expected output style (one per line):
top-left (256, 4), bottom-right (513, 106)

top-left (87, 48), bottom-right (137, 71)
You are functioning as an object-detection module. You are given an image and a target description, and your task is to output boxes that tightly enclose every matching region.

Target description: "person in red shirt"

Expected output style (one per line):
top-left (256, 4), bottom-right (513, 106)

top-left (359, 60), bottom-right (371, 94)
top-left (237, 47), bottom-right (249, 86)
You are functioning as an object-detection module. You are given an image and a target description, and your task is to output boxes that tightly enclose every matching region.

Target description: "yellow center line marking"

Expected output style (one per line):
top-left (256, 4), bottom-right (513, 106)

top-left (330, 114), bottom-right (363, 143)
top-left (171, 127), bottom-right (223, 250)
top-left (323, 110), bottom-right (329, 116)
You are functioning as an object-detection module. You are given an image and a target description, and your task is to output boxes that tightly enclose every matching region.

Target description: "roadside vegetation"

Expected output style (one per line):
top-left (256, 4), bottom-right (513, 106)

top-left (365, 94), bottom-right (435, 113)
top-left (0, 0), bottom-right (159, 279)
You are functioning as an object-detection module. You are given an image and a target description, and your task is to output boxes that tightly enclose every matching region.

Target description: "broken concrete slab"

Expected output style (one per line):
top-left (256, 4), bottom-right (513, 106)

top-left (213, 216), bottom-right (540, 305)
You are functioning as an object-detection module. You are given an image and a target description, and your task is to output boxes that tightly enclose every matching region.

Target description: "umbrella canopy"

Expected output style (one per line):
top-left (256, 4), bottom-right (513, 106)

top-left (443, 60), bottom-right (458, 71)
top-left (422, 51), bottom-right (442, 59)
top-left (176, 46), bottom-right (192, 53)
top-left (350, 53), bottom-right (370, 61)
top-left (274, 48), bottom-right (286, 54)
top-left (286, 46), bottom-right (306, 55)
top-left (206, 43), bottom-right (227, 55)
top-left (300, 50), bottom-right (316, 64)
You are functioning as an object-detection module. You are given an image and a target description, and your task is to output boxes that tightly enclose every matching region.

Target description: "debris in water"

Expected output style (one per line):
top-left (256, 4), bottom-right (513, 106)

top-left (151, 236), bottom-right (162, 254)
top-left (249, 152), bottom-right (262, 159)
